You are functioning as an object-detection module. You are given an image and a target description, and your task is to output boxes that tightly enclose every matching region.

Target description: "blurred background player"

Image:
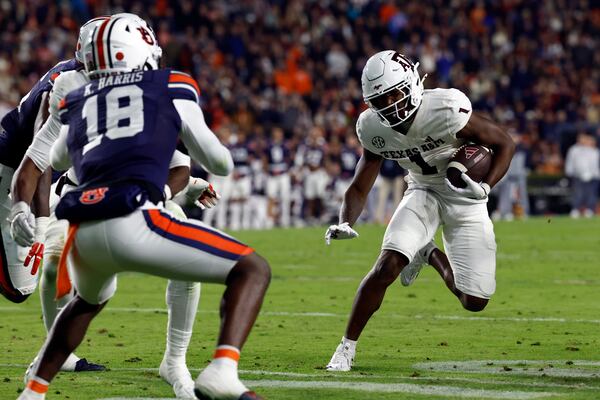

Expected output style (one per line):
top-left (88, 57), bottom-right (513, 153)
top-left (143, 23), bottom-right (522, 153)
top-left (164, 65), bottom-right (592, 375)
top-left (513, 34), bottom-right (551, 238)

top-left (375, 159), bottom-right (406, 224)
top-left (266, 127), bottom-right (292, 228)
top-left (565, 133), bottom-right (599, 218)
top-left (298, 126), bottom-right (329, 225)
top-left (11, 14), bottom-right (220, 397)
top-left (19, 15), bottom-right (269, 400)
top-left (228, 132), bottom-right (252, 231)
top-left (325, 51), bottom-right (515, 372)
top-left (491, 131), bottom-right (530, 221)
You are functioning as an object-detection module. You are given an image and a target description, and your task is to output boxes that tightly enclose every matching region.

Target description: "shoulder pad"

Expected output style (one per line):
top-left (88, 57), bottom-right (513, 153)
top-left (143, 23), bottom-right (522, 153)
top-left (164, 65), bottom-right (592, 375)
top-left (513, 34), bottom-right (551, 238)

top-left (168, 70), bottom-right (201, 103)
top-left (49, 71), bottom-right (89, 116)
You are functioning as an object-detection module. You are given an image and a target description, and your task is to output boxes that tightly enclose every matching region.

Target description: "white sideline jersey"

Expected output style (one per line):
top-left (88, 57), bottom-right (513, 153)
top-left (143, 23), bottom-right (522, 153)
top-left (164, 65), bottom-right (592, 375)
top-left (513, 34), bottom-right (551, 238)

top-left (27, 69), bottom-right (190, 183)
top-left (357, 88), bottom-right (472, 186)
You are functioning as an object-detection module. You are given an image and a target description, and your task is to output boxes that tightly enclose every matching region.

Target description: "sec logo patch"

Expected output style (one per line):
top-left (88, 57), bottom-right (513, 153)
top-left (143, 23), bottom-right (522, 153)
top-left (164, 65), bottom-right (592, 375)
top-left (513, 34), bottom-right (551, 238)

top-left (372, 136), bottom-right (385, 149)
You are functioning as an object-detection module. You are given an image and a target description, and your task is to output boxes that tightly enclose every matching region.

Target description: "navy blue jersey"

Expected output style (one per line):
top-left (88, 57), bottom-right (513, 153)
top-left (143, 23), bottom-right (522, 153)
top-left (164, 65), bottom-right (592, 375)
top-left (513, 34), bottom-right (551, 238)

top-left (267, 142), bottom-right (290, 174)
top-left (380, 159), bottom-right (405, 179)
top-left (305, 146), bottom-right (324, 169)
top-left (59, 68), bottom-right (200, 193)
top-left (230, 142), bottom-right (251, 177)
top-left (340, 146), bottom-right (360, 179)
top-left (0, 59), bottom-right (81, 168)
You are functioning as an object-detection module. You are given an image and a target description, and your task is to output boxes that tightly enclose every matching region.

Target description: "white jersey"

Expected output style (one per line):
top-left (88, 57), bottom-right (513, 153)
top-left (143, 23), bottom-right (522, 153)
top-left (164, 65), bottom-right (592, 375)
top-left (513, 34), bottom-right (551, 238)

top-left (26, 69), bottom-right (190, 186)
top-left (357, 88), bottom-right (472, 186)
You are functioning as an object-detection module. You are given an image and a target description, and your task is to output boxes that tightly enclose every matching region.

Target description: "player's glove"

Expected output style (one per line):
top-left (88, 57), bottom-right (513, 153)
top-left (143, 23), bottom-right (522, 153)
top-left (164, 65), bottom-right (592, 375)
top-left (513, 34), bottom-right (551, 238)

top-left (24, 216), bottom-right (49, 275)
top-left (325, 222), bottom-right (359, 245)
top-left (445, 173), bottom-right (491, 200)
top-left (185, 177), bottom-right (221, 210)
top-left (8, 202), bottom-right (35, 247)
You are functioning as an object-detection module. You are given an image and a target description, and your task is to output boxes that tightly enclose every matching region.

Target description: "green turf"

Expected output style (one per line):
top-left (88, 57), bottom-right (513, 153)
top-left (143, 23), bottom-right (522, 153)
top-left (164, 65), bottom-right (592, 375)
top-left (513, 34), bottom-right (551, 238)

top-left (1, 217), bottom-right (600, 399)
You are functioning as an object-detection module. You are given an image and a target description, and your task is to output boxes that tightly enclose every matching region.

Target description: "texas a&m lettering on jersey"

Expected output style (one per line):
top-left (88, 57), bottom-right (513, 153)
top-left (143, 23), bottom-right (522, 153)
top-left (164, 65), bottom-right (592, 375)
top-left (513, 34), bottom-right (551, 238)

top-left (379, 136), bottom-right (446, 159)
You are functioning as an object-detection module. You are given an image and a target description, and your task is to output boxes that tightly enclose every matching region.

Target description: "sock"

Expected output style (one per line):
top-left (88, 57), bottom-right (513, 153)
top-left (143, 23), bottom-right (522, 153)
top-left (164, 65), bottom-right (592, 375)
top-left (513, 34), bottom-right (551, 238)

top-left (341, 336), bottom-right (357, 352)
top-left (40, 256), bottom-right (73, 332)
top-left (211, 345), bottom-right (240, 369)
top-left (25, 376), bottom-right (49, 398)
top-left (164, 280), bottom-right (200, 363)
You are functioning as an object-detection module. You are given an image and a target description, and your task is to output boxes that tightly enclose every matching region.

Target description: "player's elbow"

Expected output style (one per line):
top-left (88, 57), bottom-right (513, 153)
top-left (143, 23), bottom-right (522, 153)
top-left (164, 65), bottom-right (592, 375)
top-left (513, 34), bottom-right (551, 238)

top-left (207, 152), bottom-right (234, 176)
top-left (498, 129), bottom-right (516, 156)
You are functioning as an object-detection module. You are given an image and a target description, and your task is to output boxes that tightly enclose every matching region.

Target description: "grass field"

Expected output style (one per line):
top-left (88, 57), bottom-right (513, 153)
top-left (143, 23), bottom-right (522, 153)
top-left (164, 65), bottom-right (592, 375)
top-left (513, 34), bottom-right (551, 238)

top-left (1, 217), bottom-right (600, 399)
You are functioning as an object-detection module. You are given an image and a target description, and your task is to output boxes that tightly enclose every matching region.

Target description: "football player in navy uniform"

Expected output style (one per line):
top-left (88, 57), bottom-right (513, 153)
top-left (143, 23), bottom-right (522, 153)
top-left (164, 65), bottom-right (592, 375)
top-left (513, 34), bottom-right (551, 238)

top-left (228, 133), bottom-right (252, 230)
top-left (300, 126), bottom-right (329, 224)
top-left (0, 44), bottom-right (86, 304)
top-left (11, 16), bottom-right (215, 390)
top-left (266, 127), bottom-right (292, 227)
top-left (15, 14), bottom-right (260, 397)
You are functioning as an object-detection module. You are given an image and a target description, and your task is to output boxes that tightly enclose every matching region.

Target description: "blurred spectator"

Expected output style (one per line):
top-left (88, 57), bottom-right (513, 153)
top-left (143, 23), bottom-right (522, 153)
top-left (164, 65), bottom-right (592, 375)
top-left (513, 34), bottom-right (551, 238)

top-left (564, 133), bottom-right (600, 218)
top-left (3, 0), bottom-right (599, 227)
top-left (492, 132), bottom-right (530, 221)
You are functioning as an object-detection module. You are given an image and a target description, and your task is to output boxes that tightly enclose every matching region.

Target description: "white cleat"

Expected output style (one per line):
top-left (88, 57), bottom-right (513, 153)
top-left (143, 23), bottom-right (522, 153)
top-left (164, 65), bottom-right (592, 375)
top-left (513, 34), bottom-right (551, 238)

top-left (400, 241), bottom-right (437, 286)
top-left (326, 342), bottom-right (355, 372)
top-left (194, 359), bottom-right (250, 400)
top-left (159, 358), bottom-right (196, 399)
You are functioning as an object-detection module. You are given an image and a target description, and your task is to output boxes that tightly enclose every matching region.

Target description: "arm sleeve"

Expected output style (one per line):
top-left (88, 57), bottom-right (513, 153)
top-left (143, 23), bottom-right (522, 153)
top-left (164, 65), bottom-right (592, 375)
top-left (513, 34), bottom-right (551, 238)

top-left (26, 71), bottom-right (88, 172)
top-left (50, 124), bottom-right (72, 171)
top-left (169, 149), bottom-right (191, 169)
top-left (173, 99), bottom-right (233, 176)
top-left (25, 113), bottom-right (63, 171)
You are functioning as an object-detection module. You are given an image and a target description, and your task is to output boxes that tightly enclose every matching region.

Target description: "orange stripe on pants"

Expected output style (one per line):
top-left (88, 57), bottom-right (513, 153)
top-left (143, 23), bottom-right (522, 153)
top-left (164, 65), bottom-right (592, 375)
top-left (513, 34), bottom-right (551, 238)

top-left (56, 224), bottom-right (78, 299)
top-left (147, 210), bottom-right (253, 256)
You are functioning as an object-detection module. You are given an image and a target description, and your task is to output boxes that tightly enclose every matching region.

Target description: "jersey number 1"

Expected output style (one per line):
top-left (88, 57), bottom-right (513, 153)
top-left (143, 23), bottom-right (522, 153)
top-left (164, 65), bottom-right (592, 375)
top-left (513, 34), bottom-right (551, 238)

top-left (82, 86), bottom-right (144, 154)
top-left (408, 153), bottom-right (438, 175)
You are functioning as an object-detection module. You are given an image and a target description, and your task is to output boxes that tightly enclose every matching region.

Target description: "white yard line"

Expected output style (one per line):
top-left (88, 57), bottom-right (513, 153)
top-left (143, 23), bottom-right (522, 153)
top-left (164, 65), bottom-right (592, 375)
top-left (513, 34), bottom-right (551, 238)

top-left (96, 379), bottom-right (557, 399)
top-left (1, 363), bottom-right (597, 391)
top-left (2, 306), bottom-right (599, 325)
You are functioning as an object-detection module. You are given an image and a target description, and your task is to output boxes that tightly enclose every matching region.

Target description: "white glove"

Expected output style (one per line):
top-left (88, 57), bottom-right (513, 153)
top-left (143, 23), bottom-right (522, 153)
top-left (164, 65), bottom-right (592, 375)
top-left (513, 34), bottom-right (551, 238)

top-left (185, 177), bottom-right (221, 210)
top-left (445, 173), bottom-right (491, 200)
top-left (8, 202), bottom-right (35, 247)
top-left (325, 222), bottom-right (359, 245)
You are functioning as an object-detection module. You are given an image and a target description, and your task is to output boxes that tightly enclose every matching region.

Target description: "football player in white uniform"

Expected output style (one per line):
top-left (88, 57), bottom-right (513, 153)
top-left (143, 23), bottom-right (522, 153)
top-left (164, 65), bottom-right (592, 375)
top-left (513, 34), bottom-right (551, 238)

top-left (325, 51), bottom-right (515, 371)
top-left (10, 14), bottom-right (219, 398)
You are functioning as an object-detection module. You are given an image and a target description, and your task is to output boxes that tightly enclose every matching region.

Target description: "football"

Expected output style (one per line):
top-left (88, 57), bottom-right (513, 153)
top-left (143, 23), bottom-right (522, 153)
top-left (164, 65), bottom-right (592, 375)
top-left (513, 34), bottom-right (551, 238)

top-left (447, 144), bottom-right (492, 188)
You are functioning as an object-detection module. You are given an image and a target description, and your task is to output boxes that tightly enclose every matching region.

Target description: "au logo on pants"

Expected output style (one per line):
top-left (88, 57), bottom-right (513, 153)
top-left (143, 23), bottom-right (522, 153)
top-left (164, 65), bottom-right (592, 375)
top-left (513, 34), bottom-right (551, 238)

top-left (79, 187), bottom-right (109, 204)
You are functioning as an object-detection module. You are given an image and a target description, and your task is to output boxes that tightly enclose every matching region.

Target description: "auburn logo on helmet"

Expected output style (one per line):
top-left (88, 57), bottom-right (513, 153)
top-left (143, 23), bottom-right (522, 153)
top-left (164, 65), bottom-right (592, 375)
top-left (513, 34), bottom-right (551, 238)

top-left (137, 27), bottom-right (154, 45)
top-left (80, 187), bottom-right (109, 204)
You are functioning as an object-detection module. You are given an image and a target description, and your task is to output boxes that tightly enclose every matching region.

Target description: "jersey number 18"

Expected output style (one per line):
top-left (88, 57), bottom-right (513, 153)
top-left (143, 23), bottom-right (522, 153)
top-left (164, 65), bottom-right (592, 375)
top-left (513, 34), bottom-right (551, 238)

top-left (81, 86), bottom-right (144, 154)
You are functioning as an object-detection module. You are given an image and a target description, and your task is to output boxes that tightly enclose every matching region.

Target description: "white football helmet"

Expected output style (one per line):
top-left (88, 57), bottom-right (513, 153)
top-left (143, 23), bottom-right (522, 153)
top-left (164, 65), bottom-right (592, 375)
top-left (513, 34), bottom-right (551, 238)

top-left (75, 16), bottom-right (110, 63)
top-left (361, 50), bottom-right (426, 128)
top-left (112, 12), bottom-right (163, 60)
top-left (83, 15), bottom-right (161, 76)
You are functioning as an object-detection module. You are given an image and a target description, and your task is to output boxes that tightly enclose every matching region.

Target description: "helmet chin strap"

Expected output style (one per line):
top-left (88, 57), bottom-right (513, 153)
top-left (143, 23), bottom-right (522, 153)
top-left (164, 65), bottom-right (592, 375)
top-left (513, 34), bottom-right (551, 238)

top-left (143, 60), bottom-right (155, 71)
